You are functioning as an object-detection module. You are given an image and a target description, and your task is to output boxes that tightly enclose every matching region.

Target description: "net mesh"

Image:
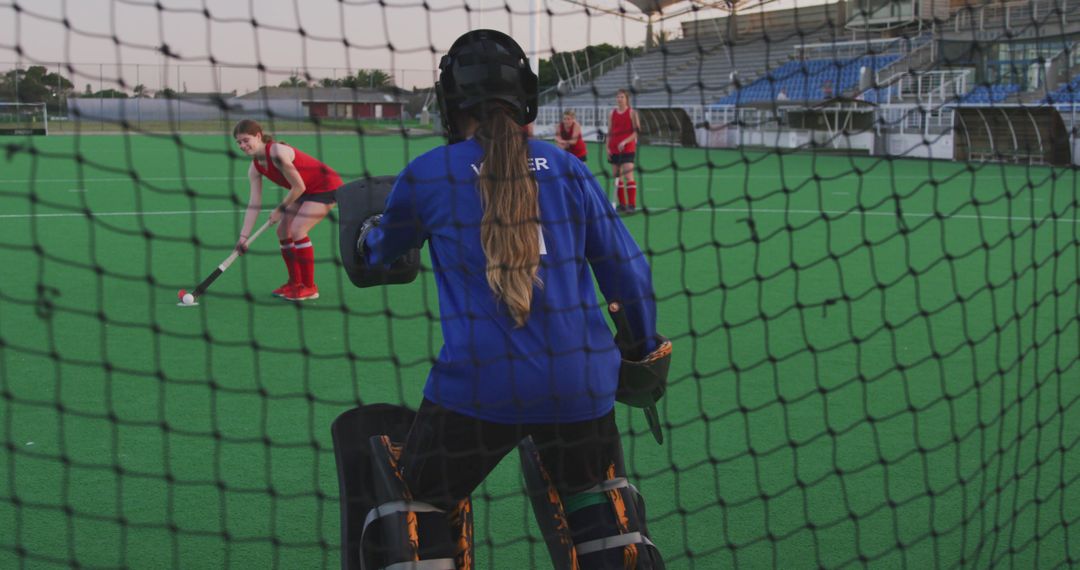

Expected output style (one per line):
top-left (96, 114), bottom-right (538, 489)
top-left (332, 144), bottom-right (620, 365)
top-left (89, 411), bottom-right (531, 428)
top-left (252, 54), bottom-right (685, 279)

top-left (2, 0), bottom-right (1080, 568)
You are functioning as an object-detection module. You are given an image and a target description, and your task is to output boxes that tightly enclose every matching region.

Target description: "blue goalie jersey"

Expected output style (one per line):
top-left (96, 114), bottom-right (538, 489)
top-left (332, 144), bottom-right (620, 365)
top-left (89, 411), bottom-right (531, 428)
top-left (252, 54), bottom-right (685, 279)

top-left (364, 138), bottom-right (657, 424)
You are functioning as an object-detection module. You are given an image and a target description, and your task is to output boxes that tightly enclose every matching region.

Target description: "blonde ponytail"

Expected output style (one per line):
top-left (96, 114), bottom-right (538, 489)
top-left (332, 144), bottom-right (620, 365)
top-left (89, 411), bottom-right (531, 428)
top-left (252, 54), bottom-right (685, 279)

top-left (474, 104), bottom-right (542, 327)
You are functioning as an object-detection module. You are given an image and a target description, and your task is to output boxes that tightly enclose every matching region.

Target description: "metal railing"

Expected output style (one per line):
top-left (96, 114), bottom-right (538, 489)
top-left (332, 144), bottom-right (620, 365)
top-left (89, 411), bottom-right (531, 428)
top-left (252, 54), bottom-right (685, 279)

top-left (536, 105), bottom-right (611, 128)
top-left (795, 37), bottom-right (914, 60)
top-left (700, 103), bottom-right (955, 138)
top-left (538, 51), bottom-right (631, 107)
top-left (538, 101), bottom-right (957, 140)
top-left (1043, 46), bottom-right (1080, 93)
top-left (951, 0), bottom-right (1079, 32)
top-left (537, 104), bottom-right (776, 131)
top-left (872, 68), bottom-right (974, 105)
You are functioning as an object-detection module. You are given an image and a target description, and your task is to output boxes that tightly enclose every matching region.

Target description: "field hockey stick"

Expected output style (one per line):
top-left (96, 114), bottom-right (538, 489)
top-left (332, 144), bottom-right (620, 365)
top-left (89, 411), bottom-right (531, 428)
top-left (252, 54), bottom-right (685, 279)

top-left (178, 218), bottom-right (274, 303)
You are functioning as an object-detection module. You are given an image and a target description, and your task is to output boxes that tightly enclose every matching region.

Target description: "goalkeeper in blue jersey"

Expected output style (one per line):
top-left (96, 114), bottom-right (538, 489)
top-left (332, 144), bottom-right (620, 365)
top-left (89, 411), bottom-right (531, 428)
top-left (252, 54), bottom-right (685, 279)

top-left (346, 30), bottom-right (668, 568)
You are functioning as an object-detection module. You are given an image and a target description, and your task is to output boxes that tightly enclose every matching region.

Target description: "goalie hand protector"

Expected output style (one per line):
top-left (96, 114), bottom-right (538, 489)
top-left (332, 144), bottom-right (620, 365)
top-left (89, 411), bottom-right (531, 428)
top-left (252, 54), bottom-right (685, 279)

top-left (336, 176), bottom-right (421, 288)
top-left (608, 301), bottom-right (672, 445)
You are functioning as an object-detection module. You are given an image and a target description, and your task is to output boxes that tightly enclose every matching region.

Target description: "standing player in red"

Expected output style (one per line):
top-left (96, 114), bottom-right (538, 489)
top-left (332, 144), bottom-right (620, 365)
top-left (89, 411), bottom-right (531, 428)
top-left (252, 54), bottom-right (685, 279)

top-left (233, 119), bottom-right (344, 301)
top-left (554, 109), bottom-right (587, 163)
top-left (607, 88), bottom-right (641, 214)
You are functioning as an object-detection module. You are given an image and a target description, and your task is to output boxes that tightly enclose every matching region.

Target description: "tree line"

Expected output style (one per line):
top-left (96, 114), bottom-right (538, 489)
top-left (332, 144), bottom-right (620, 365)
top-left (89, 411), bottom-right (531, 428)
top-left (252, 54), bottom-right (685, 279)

top-left (2, 45), bottom-right (646, 110)
top-left (0, 66), bottom-right (403, 105)
top-left (0, 66), bottom-right (173, 103)
top-left (278, 69), bottom-right (395, 89)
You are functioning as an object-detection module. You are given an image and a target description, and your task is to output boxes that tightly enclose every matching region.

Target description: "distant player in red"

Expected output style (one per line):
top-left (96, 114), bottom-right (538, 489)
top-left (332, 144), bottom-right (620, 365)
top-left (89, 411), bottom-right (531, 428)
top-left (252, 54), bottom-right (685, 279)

top-left (233, 119), bottom-right (344, 301)
top-left (607, 89), bottom-right (641, 214)
top-left (554, 109), bottom-right (587, 162)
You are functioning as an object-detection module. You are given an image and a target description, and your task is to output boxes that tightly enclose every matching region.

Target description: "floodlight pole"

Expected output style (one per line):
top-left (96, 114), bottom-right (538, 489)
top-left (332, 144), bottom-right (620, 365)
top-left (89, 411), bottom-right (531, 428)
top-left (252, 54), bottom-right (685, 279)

top-left (530, 0), bottom-right (541, 74)
top-left (646, 15), bottom-right (654, 51)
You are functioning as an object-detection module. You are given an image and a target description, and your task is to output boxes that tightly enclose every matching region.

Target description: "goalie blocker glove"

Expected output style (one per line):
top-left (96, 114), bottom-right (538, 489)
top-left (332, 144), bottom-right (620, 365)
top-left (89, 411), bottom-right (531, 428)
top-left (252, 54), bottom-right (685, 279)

top-left (608, 301), bottom-right (672, 444)
top-left (336, 176), bottom-right (421, 288)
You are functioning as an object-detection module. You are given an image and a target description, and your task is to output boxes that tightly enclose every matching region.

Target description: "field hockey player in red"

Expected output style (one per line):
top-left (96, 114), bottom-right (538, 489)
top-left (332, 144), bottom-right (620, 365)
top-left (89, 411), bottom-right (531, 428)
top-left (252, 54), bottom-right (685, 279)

top-left (554, 109), bottom-right (587, 162)
top-left (233, 119), bottom-right (344, 301)
top-left (607, 89), bottom-right (641, 214)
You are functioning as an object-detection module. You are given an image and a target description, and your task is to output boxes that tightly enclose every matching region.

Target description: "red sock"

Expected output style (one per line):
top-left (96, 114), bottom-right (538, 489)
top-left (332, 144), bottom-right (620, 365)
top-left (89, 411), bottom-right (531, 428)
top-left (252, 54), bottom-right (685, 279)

top-left (616, 179), bottom-right (626, 206)
top-left (280, 239), bottom-right (300, 285)
top-left (627, 181), bottom-right (637, 208)
top-left (294, 236), bottom-right (315, 287)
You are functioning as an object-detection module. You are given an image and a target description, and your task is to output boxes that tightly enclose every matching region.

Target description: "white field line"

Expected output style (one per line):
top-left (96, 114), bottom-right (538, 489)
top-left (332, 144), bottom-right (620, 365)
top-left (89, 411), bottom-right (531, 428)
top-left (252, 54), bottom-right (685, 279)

top-left (0, 209), bottom-right (246, 219)
top-left (0, 176), bottom-right (239, 184)
top-left (0, 206), bottom-right (1075, 225)
top-left (668, 206), bottom-right (1079, 224)
top-left (0, 170), bottom-right (1063, 185)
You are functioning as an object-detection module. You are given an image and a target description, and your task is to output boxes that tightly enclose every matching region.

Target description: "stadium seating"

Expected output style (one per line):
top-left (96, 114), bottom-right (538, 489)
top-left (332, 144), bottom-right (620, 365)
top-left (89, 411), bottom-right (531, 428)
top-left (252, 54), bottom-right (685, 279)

top-left (1044, 73), bottom-right (1080, 104)
top-left (559, 37), bottom-right (706, 106)
top-left (715, 55), bottom-right (901, 105)
top-left (552, 32), bottom-right (843, 108)
top-left (858, 87), bottom-right (891, 104)
top-left (957, 83), bottom-right (1021, 104)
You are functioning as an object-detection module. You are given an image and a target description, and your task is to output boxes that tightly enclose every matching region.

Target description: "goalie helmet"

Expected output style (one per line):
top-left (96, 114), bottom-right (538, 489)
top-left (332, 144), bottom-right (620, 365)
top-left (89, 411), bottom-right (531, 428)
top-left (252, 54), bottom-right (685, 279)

top-left (436, 29), bottom-right (538, 142)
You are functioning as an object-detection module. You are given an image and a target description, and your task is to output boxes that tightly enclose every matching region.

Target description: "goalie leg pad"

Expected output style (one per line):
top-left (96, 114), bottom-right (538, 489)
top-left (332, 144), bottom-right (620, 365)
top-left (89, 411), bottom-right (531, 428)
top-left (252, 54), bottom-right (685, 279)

top-left (518, 436), bottom-right (579, 570)
top-left (364, 435), bottom-right (471, 569)
top-left (332, 405), bottom-right (417, 570)
top-left (331, 405), bottom-right (472, 570)
top-left (518, 437), bottom-right (664, 570)
top-left (563, 465), bottom-right (664, 570)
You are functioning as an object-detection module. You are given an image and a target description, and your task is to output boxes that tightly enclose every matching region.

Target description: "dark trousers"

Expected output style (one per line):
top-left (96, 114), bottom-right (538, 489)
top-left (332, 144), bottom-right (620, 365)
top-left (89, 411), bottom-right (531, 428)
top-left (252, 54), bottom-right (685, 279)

top-left (400, 399), bottom-right (623, 510)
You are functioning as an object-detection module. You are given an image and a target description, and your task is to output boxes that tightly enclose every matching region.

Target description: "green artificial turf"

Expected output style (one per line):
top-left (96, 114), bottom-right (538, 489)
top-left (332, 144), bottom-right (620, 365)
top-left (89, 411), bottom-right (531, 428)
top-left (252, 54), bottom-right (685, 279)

top-left (1, 131), bottom-right (1078, 569)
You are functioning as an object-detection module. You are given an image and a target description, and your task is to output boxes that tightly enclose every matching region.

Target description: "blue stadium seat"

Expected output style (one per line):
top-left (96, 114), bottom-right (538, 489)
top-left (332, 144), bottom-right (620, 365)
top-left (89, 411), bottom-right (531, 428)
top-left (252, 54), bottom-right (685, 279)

top-left (958, 83), bottom-right (1020, 104)
top-left (715, 54), bottom-right (901, 105)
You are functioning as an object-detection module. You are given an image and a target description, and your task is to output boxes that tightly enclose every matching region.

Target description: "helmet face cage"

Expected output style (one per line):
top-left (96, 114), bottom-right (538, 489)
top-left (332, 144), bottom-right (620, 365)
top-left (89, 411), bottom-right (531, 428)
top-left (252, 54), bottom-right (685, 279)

top-left (435, 29), bottom-right (538, 142)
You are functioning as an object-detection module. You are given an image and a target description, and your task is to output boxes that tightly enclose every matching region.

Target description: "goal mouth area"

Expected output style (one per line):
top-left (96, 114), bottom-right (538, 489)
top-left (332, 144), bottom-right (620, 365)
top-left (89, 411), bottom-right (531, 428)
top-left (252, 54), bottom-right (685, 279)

top-left (0, 102), bottom-right (49, 136)
top-left (783, 100), bottom-right (879, 133)
top-left (0, 127), bottom-right (48, 136)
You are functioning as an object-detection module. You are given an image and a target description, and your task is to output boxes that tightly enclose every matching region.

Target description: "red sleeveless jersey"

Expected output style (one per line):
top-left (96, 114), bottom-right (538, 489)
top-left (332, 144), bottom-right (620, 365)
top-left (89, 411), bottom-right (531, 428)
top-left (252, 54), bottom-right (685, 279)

top-left (559, 122), bottom-right (587, 158)
top-left (253, 142), bottom-right (343, 194)
top-left (607, 107), bottom-right (636, 154)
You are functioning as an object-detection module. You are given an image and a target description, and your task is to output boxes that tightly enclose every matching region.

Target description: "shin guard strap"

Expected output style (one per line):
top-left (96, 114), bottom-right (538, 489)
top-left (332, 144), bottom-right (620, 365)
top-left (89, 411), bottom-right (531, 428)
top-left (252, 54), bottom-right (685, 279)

top-left (564, 492), bottom-right (608, 514)
top-left (363, 501), bottom-right (445, 538)
top-left (576, 532), bottom-right (656, 556)
top-left (383, 561), bottom-right (456, 570)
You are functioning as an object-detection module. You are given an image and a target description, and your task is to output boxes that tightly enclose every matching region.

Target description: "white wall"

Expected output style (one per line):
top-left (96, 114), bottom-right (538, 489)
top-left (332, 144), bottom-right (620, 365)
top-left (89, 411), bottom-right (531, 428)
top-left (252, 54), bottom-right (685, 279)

top-left (695, 128), bottom-right (816, 150)
top-left (879, 134), bottom-right (955, 160)
top-left (694, 125), bottom-right (957, 161)
top-left (68, 98), bottom-right (307, 122)
top-left (811, 131), bottom-right (875, 152)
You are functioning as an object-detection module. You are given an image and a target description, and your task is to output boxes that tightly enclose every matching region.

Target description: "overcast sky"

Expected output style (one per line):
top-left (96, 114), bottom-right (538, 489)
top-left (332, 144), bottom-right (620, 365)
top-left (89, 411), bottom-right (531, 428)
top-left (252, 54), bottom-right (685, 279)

top-left (0, 0), bottom-right (832, 92)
